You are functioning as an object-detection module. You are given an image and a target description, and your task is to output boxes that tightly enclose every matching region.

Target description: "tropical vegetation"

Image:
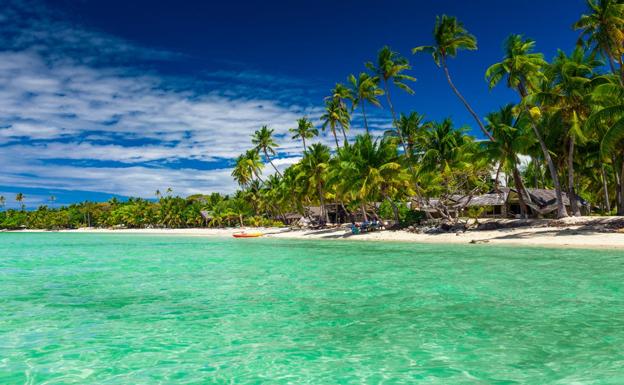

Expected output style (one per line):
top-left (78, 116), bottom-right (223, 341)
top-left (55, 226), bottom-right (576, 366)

top-left (3, 2), bottom-right (624, 230)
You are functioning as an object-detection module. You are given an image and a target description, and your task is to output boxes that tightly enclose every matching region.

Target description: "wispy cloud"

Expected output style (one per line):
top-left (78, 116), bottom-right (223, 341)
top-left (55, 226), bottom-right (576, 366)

top-left (0, 0), bottom-right (341, 204)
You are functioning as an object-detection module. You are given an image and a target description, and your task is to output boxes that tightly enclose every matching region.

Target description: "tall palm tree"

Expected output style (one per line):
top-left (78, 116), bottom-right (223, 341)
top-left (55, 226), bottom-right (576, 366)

top-left (252, 125), bottom-right (282, 177)
top-left (0, 195), bottom-right (5, 210)
top-left (366, 46), bottom-right (416, 157)
top-left (289, 117), bottom-right (318, 153)
top-left (321, 99), bottom-right (349, 150)
top-left (347, 72), bottom-right (384, 134)
top-left (485, 34), bottom-right (569, 218)
top-left (15, 193), bottom-right (24, 211)
top-left (327, 83), bottom-right (353, 143)
top-left (413, 15), bottom-right (494, 141)
top-left (366, 45), bottom-right (426, 203)
top-left (573, 0), bottom-right (624, 84)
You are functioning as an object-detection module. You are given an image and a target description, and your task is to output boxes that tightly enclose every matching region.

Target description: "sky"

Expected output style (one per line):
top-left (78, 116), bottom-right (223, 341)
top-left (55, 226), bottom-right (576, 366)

top-left (0, 0), bottom-right (588, 209)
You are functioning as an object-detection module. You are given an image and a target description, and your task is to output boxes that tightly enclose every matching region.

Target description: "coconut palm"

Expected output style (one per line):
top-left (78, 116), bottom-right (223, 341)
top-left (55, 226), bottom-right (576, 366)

top-left (535, 47), bottom-right (602, 215)
top-left (321, 99), bottom-right (350, 150)
top-left (486, 34), bottom-right (569, 218)
top-left (484, 104), bottom-right (535, 217)
top-left (573, 0), bottom-right (624, 84)
top-left (0, 195), bottom-right (5, 211)
top-left (15, 193), bottom-right (24, 211)
top-left (385, 112), bottom-right (430, 158)
top-left (326, 83), bottom-right (353, 143)
top-left (413, 15), bottom-right (493, 141)
top-left (252, 125), bottom-right (283, 177)
top-left (297, 143), bottom-right (331, 223)
top-left (348, 72), bottom-right (384, 134)
top-left (366, 46), bottom-right (416, 156)
top-left (586, 78), bottom-right (624, 214)
top-left (289, 117), bottom-right (318, 153)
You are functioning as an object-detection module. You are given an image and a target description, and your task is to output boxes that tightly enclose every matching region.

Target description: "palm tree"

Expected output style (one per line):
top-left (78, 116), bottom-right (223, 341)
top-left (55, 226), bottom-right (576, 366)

top-left (337, 134), bottom-right (413, 222)
top-left (573, 0), bottom-right (624, 84)
top-left (535, 47), bottom-right (601, 216)
top-left (252, 125), bottom-right (283, 177)
top-left (367, 46), bottom-right (416, 123)
top-left (484, 105), bottom-right (535, 217)
top-left (413, 15), bottom-right (494, 141)
top-left (385, 112), bottom-right (430, 158)
top-left (0, 195), bottom-right (5, 211)
top-left (326, 83), bottom-right (353, 143)
top-left (15, 193), bottom-right (24, 211)
top-left (289, 117), bottom-right (318, 153)
top-left (587, 78), bottom-right (624, 214)
top-left (366, 46), bottom-right (416, 156)
top-left (297, 143), bottom-right (331, 224)
top-left (348, 72), bottom-right (384, 134)
top-left (485, 34), bottom-right (569, 218)
top-left (321, 99), bottom-right (349, 150)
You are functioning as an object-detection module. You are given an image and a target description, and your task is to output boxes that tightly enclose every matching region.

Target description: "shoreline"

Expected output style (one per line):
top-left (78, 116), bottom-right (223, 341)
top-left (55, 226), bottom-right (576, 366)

top-left (6, 217), bottom-right (624, 250)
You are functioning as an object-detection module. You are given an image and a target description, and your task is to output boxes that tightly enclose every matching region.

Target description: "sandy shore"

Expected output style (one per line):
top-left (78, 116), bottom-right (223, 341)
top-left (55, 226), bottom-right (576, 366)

top-left (10, 216), bottom-right (624, 250)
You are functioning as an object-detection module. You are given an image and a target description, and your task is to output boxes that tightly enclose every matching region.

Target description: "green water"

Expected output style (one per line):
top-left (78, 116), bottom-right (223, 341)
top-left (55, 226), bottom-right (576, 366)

top-left (1, 234), bottom-right (623, 384)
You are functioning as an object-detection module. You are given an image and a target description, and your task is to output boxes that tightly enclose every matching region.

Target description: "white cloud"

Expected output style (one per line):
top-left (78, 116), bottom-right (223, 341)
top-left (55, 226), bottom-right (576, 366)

top-left (0, 1), bottom-right (343, 198)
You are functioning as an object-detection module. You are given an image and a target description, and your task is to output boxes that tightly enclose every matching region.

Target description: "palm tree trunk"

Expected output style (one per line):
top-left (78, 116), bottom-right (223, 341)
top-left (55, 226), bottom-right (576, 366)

top-left (567, 136), bottom-right (581, 216)
top-left (361, 101), bottom-right (369, 134)
top-left (340, 125), bottom-right (348, 144)
top-left (517, 85), bottom-right (568, 218)
top-left (494, 162), bottom-right (502, 191)
top-left (512, 166), bottom-right (529, 218)
top-left (385, 195), bottom-right (400, 224)
top-left (331, 128), bottom-right (340, 150)
top-left (601, 164), bottom-right (611, 213)
top-left (440, 56), bottom-right (494, 141)
top-left (317, 182), bottom-right (329, 223)
top-left (264, 149), bottom-right (283, 177)
top-left (302, 137), bottom-right (307, 153)
top-left (361, 202), bottom-right (368, 222)
top-left (619, 159), bottom-right (624, 216)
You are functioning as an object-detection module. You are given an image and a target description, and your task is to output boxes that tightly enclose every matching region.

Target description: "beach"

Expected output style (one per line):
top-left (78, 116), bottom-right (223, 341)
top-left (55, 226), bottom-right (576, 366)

top-left (14, 216), bottom-right (624, 250)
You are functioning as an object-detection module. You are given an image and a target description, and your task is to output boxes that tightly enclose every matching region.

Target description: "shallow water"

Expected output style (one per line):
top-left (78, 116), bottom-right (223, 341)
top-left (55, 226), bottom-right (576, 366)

top-left (1, 233), bottom-right (623, 384)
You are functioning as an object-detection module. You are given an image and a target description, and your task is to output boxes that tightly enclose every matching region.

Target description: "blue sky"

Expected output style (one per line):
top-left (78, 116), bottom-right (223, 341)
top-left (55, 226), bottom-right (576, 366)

top-left (0, 0), bottom-right (587, 208)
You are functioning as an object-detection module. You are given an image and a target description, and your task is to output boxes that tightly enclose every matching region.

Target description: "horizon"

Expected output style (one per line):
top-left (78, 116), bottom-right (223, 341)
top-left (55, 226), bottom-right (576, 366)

top-left (1, 0), bottom-right (587, 209)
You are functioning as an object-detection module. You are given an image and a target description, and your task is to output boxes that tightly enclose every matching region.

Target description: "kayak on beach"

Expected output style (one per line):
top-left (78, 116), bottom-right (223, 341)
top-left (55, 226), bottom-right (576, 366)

top-left (232, 232), bottom-right (263, 238)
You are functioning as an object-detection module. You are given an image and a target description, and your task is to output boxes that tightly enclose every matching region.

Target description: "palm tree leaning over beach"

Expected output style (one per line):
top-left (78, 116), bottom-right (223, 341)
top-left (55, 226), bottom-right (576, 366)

top-left (348, 72), bottom-right (384, 135)
top-left (252, 125), bottom-right (282, 177)
top-left (486, 34), bottom-right (569, 218)
top-left (289, 117), bottom-right (318, 153)
top-left (413, 15), bottom-right (494, 141)
top-left (573, 0), bottom-right (624, 85)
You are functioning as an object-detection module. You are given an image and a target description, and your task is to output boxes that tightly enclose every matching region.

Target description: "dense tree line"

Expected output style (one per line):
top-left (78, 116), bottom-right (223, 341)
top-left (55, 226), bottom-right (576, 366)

top-left (231, 1), bottom-right (624, 222)
top-left (2, 1), bottom-right (624, 229)
top-left (0, 192), bottom-right (283, 230)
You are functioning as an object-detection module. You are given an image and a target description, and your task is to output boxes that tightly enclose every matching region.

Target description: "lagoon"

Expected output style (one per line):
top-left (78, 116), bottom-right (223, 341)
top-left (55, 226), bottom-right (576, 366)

top-left (1, 233), bottom-right (623, 384)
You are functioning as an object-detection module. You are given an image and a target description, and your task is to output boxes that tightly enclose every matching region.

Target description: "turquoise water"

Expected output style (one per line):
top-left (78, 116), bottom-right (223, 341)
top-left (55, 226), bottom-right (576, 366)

top-left (1, 234), bottom-right (623, 384)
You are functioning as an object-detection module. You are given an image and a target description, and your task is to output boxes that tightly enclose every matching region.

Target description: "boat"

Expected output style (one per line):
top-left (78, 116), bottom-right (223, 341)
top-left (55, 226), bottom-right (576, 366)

top-left (232, 232), bottom-right (263, 238)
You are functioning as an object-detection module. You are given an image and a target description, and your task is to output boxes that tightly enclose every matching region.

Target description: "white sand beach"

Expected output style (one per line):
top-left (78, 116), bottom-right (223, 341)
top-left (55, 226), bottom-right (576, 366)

top-left (15, 216), bottom-right (624, 250)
